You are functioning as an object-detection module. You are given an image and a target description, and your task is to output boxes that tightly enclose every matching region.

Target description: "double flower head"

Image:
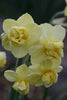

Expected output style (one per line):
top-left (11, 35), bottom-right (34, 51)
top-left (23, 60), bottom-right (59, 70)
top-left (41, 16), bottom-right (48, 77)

top-left (1, 13), bottom-right (66, 95)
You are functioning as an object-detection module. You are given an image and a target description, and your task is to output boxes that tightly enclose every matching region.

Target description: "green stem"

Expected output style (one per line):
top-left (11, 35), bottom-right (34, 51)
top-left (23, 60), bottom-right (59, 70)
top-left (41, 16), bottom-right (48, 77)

top-left (8, 88), bottom-right (16, 100)
top-left (15, 58), bottom-right (23, 68)
top-left (19, 94), bottom-right (29, 100)
top-left (19, 56), bottom-right (30, 100)
top-left (8, 58), bottom-right (23, 100)
top-left (49, 11), bottom-right (64, 24)
top-left (43, 88), bottom-right (49, 100)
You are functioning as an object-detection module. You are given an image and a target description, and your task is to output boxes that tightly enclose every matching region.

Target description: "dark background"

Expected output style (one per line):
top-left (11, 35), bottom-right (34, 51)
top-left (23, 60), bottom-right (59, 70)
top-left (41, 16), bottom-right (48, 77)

top-left (0, 0), bottom-right (67, 100)
top-left (0, 0), bottom-right (65, 23)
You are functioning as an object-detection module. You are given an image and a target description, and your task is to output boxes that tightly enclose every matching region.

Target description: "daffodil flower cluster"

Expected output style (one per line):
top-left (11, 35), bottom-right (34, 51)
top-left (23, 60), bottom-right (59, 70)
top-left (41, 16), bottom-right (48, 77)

top-left (0, 52), bottom-right (6, 68)
top-left (2, 13), bottom-right (66, 95)
top-left (64, 0), bottom-right (67, 16)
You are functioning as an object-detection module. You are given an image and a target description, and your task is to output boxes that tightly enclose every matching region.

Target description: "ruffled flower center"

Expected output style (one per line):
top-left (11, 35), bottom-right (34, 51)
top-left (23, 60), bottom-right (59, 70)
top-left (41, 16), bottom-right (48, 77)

top-left (8, 26), bottom-right (29, 44)
top-left (44, 41), bottom-right (63, 57)
top-left (41, 70), bottom-right (57, 85)
top-left (13, 79), bottom-right (29, 95)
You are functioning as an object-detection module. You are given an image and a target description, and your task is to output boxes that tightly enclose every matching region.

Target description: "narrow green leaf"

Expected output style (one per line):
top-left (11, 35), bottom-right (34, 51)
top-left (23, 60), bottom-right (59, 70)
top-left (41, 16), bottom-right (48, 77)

top-left (57, 93), bottom-right (67, 100)
top-left (50, 11), bottom-right (64, 24)
top-left (50, 83), bottom-right (67, 100)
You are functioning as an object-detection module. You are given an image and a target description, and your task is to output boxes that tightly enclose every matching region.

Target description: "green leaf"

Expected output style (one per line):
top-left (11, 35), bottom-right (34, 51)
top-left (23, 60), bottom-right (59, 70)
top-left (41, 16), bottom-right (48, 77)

top-left (50, 83), bottom-right (67, 100)
top-left (57, 93), bottom-right (67, 100)
top-left (50, 11), bottom-right (64, 24)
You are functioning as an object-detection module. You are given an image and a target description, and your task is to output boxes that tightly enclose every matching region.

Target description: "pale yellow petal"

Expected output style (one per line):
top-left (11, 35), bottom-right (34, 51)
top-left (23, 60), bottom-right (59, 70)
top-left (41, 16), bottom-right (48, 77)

top-left (64, 6), bottom-right (67, 16)
top-left (4, 70), bottom-right (17, 82)
top-left (44, 83), bottom-right (53, 88)
top-left (1, 33), bottom-right (28, 58)
top-left (10, 43), bottom-right (28, 58)
top-left (16, 64), bottom-right (28, 79)
top-left (52, 25), bottom-right (66, 41)
top-left (13, 80), bottom-right (29, 95)
top-left (27, 72), bottom-right (42, 86)
top-left (17, 13), bottom-right (34, 26)
top-left (40, 23), bottom-right (53, 41)
top-left (31, 50), bottom-right (49, 64)
top-left (51, 57), bottom-right (61, 69)
top-left (65, 0), bottom-right (67, 4)
top-left (43, 74), bottom-right (58, 87)
top-left (54, 66), bottom-right (63, 73)
top-left (0, 52), bottom-right (6, 68)
top-left (25, 23), bottom-right (42, 47)
top-left (1, 33), bottom-right (11, 50)
top-left (3, 19), bottom-right (18, 34)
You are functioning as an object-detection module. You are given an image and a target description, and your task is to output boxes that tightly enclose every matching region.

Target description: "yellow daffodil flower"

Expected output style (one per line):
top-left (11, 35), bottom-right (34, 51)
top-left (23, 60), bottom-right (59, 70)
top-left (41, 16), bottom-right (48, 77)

top-left (1, 13), bottom-right (42, 58)
top-left (64, 0), bottom-right (67, 16)
top-left (4, 64), bottom-right (32, 95)
top-left (29, 23), bottom-right (65, 64)
top-left (0, 52), bottom-right (6, 68)
top-left (29, 61), bottom-right (63, 87)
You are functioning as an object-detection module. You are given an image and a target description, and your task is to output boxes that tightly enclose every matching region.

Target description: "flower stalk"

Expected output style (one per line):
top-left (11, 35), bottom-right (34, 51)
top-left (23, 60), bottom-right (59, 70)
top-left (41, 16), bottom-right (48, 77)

top-left (8, 58), bottom-right (23, 100)
top-left (43, 88), bottom-right (49, 100)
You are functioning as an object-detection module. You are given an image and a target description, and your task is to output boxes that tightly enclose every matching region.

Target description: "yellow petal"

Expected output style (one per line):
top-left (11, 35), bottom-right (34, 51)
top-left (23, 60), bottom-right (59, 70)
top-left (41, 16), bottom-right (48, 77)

top-left (65, 0), bottom-right (67, 4)
top-left (43, 73), bottom-right (58, 87)
top-left (3, 19), bottom-right (18, 34)
top-left (40, 23), bottom-right (53, 41)
top-left (27, 72), bottom-right (42, 86)
top-left (50, 57), bottom-right (61, 69)
top-left (25, 23), bottom-right (42, 46)
top-left (4, 70), bottom-right (17, 82)
top-left (10, 43), bottom-right (28, 58)
top-left (0, 52), bottom-right (6, 68)
top-left (13, 80), bottom-right (29, 95)
top-left (1, 33), bottom-right (11, 50)
top-left (44, 82), bottom-right (53, 88)
top-left (1, 32), bottom-right (28, 58)
top-left (54, 66), bottom-right (63, 73)
top-left (64, 6), bottom-right (67, 16)
top-left (52, 25), bottom-right (66, 41)
top-left (16, 64), bottom-right (28, 79)
top-left (31, 50), bottom-right (48, 64)
top-left (17, 13), bottom-right (34, 26)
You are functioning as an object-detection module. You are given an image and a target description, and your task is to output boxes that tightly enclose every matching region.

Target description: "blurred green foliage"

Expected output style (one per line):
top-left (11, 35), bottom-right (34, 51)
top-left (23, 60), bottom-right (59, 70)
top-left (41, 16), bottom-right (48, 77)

top-left (0, 0), bottom-right (65, 23)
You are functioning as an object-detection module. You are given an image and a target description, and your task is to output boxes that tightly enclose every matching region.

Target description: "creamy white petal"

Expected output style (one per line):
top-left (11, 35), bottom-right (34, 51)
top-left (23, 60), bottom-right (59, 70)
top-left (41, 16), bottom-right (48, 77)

top-left (52, 25), bottom-right (66, 41)
top-left (54, 66), bottom-right (63, 73)
top-left (4, 70), bottom-right (17, 82)
top-left (64, 6), bottom-right (67, 16)
top-left (3, 19), bottom-right (18, 34)
top-left (17, 13), bottom-right (34, 26)
top-left (16, 64), bottom-right (30, 79)
top-left (10, 43), bottom-right (28, 58)
top-left (25, 23), bottom-right (42, 47)
top-left (40, 23), bottom-right (53, 41)
top-left (1, 33), bottom-right (11, 50)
